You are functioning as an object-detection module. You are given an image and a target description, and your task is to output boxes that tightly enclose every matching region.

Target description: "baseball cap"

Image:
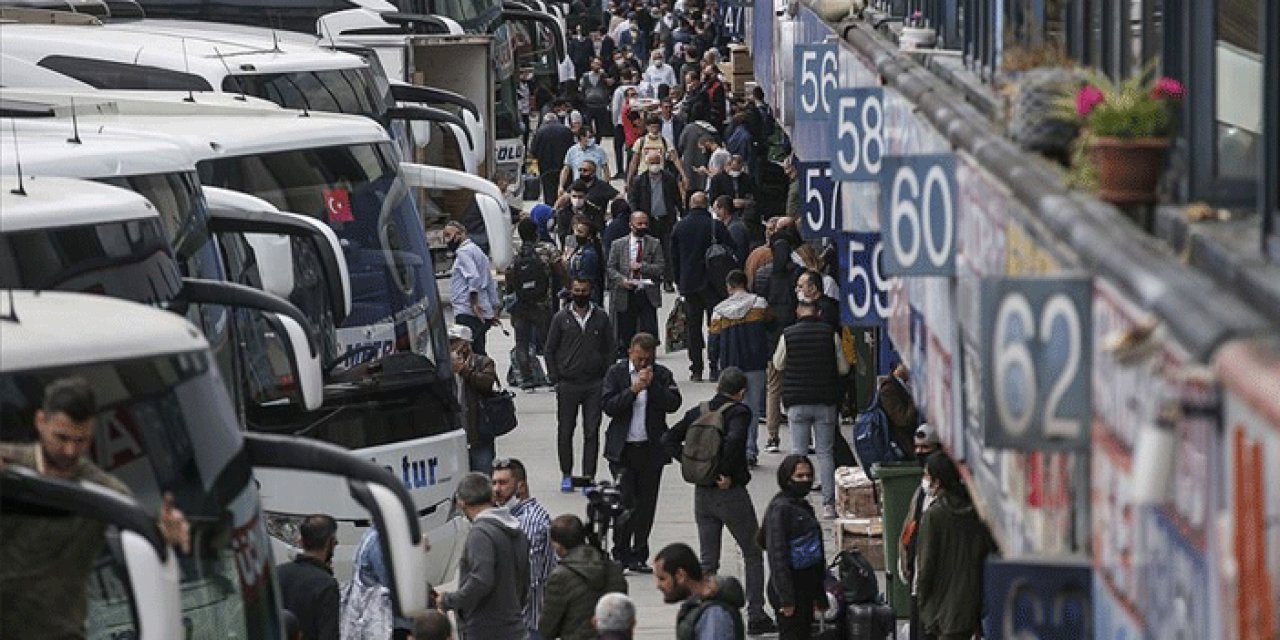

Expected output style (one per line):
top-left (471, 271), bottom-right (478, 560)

top-left (447, 324), bottom-right (473, 343)
top-left (914, 423), bottom-right (940, 446)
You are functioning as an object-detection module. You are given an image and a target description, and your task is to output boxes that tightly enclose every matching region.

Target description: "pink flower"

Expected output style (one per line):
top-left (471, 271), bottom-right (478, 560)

top-left (1076, 85), bottom-right (1105, 118)
top-left (1152, 77), bottom-right (1185, 101)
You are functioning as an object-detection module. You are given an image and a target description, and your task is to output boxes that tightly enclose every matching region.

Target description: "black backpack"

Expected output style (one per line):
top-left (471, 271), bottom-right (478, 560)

top-left (704, 220), bottom-right (737, 299)
top-left (833, 549), bottom-right (880, 605)
top-left (511, 243), bottom-right (550, 306)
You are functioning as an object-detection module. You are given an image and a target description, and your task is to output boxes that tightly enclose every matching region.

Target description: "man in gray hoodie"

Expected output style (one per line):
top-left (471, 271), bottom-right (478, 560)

top-left (436, 473), bottom-right (532, 639)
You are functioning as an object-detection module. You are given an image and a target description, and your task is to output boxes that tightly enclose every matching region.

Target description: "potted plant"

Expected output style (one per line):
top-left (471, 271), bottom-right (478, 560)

top-left (1068, 69), bottom-right (1184, 204)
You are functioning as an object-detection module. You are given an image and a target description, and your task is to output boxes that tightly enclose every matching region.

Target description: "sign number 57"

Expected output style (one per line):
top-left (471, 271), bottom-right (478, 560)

top-left (794, 43), bottom-right (838, 121)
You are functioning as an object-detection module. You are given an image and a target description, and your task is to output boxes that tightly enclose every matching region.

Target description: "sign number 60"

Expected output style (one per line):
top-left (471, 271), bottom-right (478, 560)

top-left (878, 154), bottom-right (957, 276)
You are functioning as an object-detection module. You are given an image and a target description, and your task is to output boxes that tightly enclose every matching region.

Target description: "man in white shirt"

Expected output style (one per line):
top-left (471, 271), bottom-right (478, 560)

top-left (600, 333), bottom-right (682, 573)
top-left (643, 51), bottom-right (678, 95)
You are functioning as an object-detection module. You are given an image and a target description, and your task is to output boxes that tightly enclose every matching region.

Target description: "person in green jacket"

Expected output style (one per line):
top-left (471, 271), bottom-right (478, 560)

top-left (915, 451), bottom-right (996, 640)
top-left (539, 514), bottom-right (628, 640)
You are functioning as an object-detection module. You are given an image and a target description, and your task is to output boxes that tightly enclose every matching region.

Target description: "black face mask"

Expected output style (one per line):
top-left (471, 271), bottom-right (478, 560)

top-left (785, 479), bottom-right (813, 498)
top-left (446, 238), bottom-right (462, 251)
top-left (572, 294), bottom-right (592, 307)
top-left (575, 234), bottom-right (590, 244)
top-left (633, 228), bottom-right (647, 237)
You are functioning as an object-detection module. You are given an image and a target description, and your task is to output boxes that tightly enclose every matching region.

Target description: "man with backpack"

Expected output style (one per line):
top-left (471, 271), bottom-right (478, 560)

top-left (436, 473), bottom-right (532, 639)
top-left (879, 362), bottom-right (921, 460)
top-left (507, 218), bottom-right (566, 390)
top-left (661, 368), bottom-right (776, 636)
top-left (654, 543), bottom-right (746, 640)
top-left (671, 191), bottom-right (735, 382)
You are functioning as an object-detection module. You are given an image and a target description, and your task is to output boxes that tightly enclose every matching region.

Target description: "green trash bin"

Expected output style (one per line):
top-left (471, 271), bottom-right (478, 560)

top-left (869, 461), bottom-right (923, 619)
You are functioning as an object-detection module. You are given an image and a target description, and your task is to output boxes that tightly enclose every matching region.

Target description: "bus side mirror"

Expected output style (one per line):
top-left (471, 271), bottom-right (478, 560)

top-left (260, 312), bottom-right (325, 411)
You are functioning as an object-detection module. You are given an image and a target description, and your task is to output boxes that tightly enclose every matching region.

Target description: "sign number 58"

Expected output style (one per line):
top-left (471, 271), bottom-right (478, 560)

top-left (830, 87), bottom-right (884, 180)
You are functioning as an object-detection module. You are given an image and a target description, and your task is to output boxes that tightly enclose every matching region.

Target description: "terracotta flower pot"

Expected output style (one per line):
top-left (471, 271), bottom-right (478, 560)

top-left (1088, 136), bottom-right (1171, 205)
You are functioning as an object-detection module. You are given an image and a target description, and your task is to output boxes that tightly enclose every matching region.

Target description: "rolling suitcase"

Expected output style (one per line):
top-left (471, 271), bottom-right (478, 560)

top-left (846, 602), bottom-right (896, 639)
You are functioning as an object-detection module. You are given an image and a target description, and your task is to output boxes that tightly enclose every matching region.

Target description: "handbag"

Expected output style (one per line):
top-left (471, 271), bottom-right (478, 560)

top-left (477, 383), bottom-right (519, 439)
top-left (665, 296), bottom-right (688, 353)
top-left (787, 528), bottom-right (824, 570)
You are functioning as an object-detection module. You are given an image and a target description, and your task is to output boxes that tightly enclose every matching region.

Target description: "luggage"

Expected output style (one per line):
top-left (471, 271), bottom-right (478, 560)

top-left (523, 174), bottom-right (541, 201)
top-left (665, 298), bottom-right (688, 353)
top-left (845, 602), bottom-right (895, 639)
top-left (506, 345), bottom-right (550, 388)
top-left (833, 549), bottom-right (880, 606)
top-left (476, 385), bottom-right (519, 439)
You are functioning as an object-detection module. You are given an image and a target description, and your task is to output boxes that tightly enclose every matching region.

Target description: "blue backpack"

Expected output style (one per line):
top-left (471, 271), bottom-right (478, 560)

top-left (852, 387), bottom-right (906, 473)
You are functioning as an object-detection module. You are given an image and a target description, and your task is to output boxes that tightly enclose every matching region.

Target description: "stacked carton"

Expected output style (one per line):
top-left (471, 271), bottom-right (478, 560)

top-left (833, 466), bottom-right (884, 570)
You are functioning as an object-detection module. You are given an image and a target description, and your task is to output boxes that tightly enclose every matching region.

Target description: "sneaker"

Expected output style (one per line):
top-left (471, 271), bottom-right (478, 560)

top-left (747, 456), bottom-right (758, 469)
top-left (821, 505), bottom-right (838, 520)
top-left (747, 616), bottom-right (778, 635)
top-left (765, 438), bottom-right (780, 453)
top-left (690, 371), bottom-right (703, 383)
top-left (662, 282), bottom-right (675, 293)
top-left (560, 476), bottom-right (574, 493)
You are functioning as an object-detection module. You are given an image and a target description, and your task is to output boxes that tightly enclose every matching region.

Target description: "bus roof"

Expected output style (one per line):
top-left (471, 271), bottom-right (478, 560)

top-left (0, 22), bottom-right (369, 86)
top-left (2, 88), bottom-right (391, 160)
top-left (0, 118), bottom-right (198, 178)
top-left (0, 289), bottom-right (208, 372)
top-left (0, 174), bottom-right (158, 231)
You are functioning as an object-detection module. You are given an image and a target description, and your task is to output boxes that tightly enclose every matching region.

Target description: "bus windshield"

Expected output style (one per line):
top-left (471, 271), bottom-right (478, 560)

top-left (0, 216), bottom-right (181, 303)
top-left (0, 351), bottom-right (281, 639)
top-left (226, 68), bottom-right (393, 123)
top-left (197, 142), bottom-right (449, 378)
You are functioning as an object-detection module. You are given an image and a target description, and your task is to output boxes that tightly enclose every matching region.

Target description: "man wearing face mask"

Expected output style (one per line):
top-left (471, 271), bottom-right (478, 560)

top-left (643, 51), bottom-right (678, 96)
top-left (445, 222), bottom-right (501, 357)
top-left (554, 180), bottom-right (604, 247)
top-left (794, 269), bottom-right (839, 331)
top-left (627, 151), bottom-right (684, 289)
top-left (277, 515), bottom-right (341, 640)
top-left (897, 424), bottom-right (941, 640)
top-left (492, 459), bottom-right (556, 640)
top-left (562, 128), bottom-right (613, 190)
top-left (579, 162), bottom-right (620, 221)
top-left (580, 58), bottom-right (614, 138)
top-left (545, 277), bottom-right (616, 491)
top-left (532, 112), bottom-right (577, 206)
top-left (450, 324), bottom-right (500, 472)
top-left (607, 211), bottom-right (665, 355)
top-left (707, 155), bottom-right (756, 232)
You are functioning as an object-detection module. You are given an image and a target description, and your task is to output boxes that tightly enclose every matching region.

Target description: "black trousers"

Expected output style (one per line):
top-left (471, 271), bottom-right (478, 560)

top-left (455, 313), bottom-right (491, 356)
top-left (611, 442), bottom-right (664, 564)
top-left (556, 380), bottom-right (603, 478)
top-left (683, 291), bottom-right (721, 374)
top-left (615, 292), bottom-right (659, 357)
top-left (772, 565), bottom-right (825, 640)
top-left (541, 168), bottom-right (563, 206)
top-left (651, 214), bottom-right (675, 284)
top-left (613, 129), bottom-right (627, 176)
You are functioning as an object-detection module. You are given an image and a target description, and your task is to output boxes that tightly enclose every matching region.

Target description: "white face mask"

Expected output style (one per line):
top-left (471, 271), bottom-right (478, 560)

top-left (727, 169), bottom-right (742, 178)
top-left (922, 477), bottom-right (936, 497)
top-left (571, 196), bottom-right (586, 208)
top-left (648, 164), bottom-right (662, 174)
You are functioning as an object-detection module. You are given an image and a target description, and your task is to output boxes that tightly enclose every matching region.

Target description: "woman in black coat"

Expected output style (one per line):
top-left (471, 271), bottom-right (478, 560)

top-left (759, 454), bottom-right (827, 639)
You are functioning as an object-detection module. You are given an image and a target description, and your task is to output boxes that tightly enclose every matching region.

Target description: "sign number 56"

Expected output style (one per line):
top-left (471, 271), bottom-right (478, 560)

top-left (980, 277), bottom-right (1092, 451)
top-left (794, 43), bottom-right (837, 120)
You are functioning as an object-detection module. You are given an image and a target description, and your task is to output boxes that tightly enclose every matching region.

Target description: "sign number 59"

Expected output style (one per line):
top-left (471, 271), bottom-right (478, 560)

top-left (830, 87), bottom-right (884, 180)
top-left (980, 278), bottom-right (1092, 451)
top-left (794, 43), bottom-right (838, 120)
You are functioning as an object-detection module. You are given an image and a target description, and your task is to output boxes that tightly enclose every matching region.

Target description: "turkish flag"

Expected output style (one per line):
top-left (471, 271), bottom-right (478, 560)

top-left (324, 187), bottom-right (354, 223)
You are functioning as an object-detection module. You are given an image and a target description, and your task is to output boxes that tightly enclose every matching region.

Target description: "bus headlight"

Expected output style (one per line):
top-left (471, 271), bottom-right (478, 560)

top-left (264, 511), bottom-right (306, 546)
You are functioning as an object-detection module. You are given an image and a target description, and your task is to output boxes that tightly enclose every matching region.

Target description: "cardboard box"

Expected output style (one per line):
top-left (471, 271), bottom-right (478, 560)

top-left (729, 44), bottom-right (752, 75)
top-left (835, 466), bottom-right (880, 518)
top-left (835, 517), bottom-right (885, 571)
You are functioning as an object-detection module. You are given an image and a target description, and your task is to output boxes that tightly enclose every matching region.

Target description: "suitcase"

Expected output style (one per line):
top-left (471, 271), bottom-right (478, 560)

top-left (522, 174), bottom-right (541, 201)
top-left (846, 602), bottom-right (896, 639)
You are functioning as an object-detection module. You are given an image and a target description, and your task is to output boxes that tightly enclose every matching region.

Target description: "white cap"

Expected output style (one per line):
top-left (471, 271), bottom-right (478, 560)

top-left (447, 324), bottom-right (473, 342)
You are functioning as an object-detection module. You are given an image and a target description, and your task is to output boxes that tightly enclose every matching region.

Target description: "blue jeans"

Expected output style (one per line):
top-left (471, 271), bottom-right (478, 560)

top-left (743, 369), bottom-right (766, 459)
top-left (787, 404), bottom-right (837, 507)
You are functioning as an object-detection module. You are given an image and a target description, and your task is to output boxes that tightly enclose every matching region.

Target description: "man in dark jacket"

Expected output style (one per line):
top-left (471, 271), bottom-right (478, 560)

top-left (450, 324), bottom-right (500, 473)
top-left (654, 543), bottom-right (745, 640)
top-left (706, 156), bottom-right (756, 233)
top-left (437, 473), bottom-right (532, 639)
top-left (708, 271), bottom-right (772, 462)
top-left (545, 277), bottom-right (616, 491)
top-left (879, 362), bottom-right (921, 459)
top-left (796, 269), bottom-right (839, 331)
top-left (772, 301), bottom-right (850, 520)
top-left (627, 151), bottom-right (684, 288)
top-left (539, 515), bottom-right (628, 640)
top-left (662, 369), bottom-right (775, 636)
top-left (532, 113), bottom-right (577, 205)
top-left (670, 191), bottom-right (734, 381)
top-left (276, 515), bottom-right (340, 640)
top-left (601, 333), bottom-right (683, 572)
top-left (711, 195), bottom-right (749, 267)
top-left (579, 160), bottom-right (620, 215)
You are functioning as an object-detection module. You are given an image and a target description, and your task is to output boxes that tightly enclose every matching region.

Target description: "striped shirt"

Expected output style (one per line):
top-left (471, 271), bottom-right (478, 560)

top-left (510, 497), bottom-right (557, 633)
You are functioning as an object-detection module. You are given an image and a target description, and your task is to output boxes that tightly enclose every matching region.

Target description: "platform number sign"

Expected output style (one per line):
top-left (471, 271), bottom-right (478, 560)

top-left (878, 154), bottom-right (957, 276)
top-left (839, 232), bottom-right (890, 326)
top-left (793, 43), bottom-right (838, 121)
top-left (829, 88), bottom-right (885, 181)
top-left (979, 277), bottom-right (1092, 451)
top-left (797, 161), bottom-right (841, 239)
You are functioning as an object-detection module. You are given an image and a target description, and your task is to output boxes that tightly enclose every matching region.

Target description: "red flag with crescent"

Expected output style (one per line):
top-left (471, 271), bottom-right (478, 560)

top-left (324, 187), bottom-right (353, 223)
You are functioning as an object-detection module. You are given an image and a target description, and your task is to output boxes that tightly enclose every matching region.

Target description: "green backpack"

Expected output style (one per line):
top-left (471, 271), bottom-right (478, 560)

top-left (680, 402), bottom-right (730, 486)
